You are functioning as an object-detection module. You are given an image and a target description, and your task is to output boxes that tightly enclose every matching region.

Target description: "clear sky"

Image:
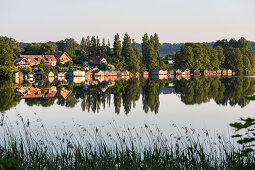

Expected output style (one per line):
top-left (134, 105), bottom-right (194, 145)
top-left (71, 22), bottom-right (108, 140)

top-left (1, 0), bottom-right (254, 44)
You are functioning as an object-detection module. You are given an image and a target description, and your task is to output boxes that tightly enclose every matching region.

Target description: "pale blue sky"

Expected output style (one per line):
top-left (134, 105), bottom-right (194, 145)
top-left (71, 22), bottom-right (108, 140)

top-left (1, 0), bottom-right (254, 44)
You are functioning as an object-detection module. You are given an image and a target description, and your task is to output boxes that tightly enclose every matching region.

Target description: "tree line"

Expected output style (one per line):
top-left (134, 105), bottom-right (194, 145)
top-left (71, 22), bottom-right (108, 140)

top-left (174, 37), bottom-right (255, 75)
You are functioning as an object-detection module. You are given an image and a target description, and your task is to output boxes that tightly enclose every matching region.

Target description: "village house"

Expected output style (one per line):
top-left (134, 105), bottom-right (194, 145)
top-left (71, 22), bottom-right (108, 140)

top-left (190, 69), bottom-right (201, 76)
top-left (150, 70), bottom-right (167, 75)
top-left (140, 71), bottom-right (149, 79)
top-left (181, 69), bottom-right (190, 76)
top-left (36, 71), bottom-right (54, 81)
top-left (216, 70), bottom-right (222, 75)
top-left (200, 69), bottom-right (209, 76)
top-left (47, 52), bottom-right (72, 64)
top-left (67, 70), bottom-right (85, 77)
top-left (14, 55), bottom-right (57, 68)
top-left (54, 72), bottom-right (67, 81)
top-left (168, 69), bottom-right (182, 76)
top-left (92, 70), bottom-right (104, 77)
top-left (89, 56), bottom-right (107, 64)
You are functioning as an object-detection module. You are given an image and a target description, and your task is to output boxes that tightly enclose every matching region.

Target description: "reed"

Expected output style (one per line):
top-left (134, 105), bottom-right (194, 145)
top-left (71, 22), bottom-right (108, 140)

top-left (0, 114), bottom-right (254, 169)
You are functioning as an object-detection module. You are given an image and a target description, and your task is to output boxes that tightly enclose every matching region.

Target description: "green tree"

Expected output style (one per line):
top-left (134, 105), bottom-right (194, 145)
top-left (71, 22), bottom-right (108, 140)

top-left (0, 36), bottom-right (21, 57)
top-left (90, 36), bottom-right (97, 57)
top-left (100, 39), bottom-right (107, 57)
top-left (80, 37), bottom-right (87, 61)
top-left (0, 44), bottom-right (14, 79)
top-left (113, 33), bottom-right (122, 59)
top-left (40, 43), bottom-right (55, 54)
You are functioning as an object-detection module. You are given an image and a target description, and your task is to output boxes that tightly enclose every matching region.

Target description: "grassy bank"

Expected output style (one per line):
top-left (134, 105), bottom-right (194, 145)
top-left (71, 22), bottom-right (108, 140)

top-left (0, 115), bottom-right (254, 169)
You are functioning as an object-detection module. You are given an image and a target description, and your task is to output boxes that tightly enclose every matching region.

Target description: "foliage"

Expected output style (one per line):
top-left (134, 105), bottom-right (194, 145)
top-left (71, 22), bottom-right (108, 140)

top-left (0, 36), bottom-right (21, 57)
top-left (23, 43), bottom-right (55, 55)
top-left (0, 44), bottom-right (14, 79)
top-left (20, 66), bottom-right (32, 72)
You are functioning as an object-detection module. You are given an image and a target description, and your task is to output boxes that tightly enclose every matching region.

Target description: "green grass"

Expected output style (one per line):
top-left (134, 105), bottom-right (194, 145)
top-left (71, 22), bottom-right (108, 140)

top-left (0, 115), bottom-right (254, 169)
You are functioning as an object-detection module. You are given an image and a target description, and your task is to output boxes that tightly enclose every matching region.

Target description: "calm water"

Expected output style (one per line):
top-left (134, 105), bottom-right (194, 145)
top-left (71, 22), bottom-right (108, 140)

top-left (1, 77), bottom-right (255, 145)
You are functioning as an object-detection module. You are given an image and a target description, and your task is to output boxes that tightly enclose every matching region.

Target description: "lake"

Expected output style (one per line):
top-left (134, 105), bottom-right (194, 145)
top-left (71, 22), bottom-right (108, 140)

top-left (1, 76), bottom-right (255, 148)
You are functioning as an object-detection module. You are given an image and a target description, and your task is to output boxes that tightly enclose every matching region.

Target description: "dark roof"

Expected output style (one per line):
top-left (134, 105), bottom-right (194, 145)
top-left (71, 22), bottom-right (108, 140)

top-left (89, 56), bottom-right (105, 63)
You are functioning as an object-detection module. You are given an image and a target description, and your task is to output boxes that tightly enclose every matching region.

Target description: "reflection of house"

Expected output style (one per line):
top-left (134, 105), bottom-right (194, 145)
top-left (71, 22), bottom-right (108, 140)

top-left (54, 72), bottom-right (67, 81)
top-left (15, 71), bottom-right (24, 84)
top-left (47, 52), bottom-right (72, 64)
top-left (85, 71), bottom-right (92, 77)
top-left (14, 55), bottom-right (57, 68)
top-left (68, 77), bottom-right (85, 84)
top-left (24, 71), bottom-right (36, 82)
top-left (116, 70), bottom-right (130, 76)
top-left (151, 74), bottom-right (168, 80)
top-left (15, 86), bottom-right (57, 98)
top-left (15, 86), bottom-right (72, 100)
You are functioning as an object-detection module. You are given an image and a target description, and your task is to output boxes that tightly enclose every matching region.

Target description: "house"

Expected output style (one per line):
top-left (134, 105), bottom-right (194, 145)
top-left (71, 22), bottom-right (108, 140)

top-left (14, 71), bottom-right (24, 84)
top-left (150, 70), bottom-right (167, 75)
top-left (67, 70), bottom-right (85, 77)
top-left (227, 69), bottom-right (232, 75)
top-left (181, 69), bottom-right (190, 76)
top-left (89, 56), bottom-right (107, 64)
top-left (190, 69), bottom-right (201, 76)
top-left (85, 71), bottom-right (92, 77)
top-left (168, 69), bottom-right (181, 76)
top-left (216, 70), bottom-right (222, 75)
top-left (102, 70), bottom-right (110, 76)
top-left (200, 69), bottom-right (209, 76)
top-left (116, 70), bottom-right (130, 76)
top-left (47, 52), bottom-right (72, 64)
top-left (14, 55), bottom-right (57, 68)
top-left (92, 70), bottom-right (104, 76)
top-left (110, 70), bottom-right (117, 76)
top-left (140, 71), bottom-right (149, 79)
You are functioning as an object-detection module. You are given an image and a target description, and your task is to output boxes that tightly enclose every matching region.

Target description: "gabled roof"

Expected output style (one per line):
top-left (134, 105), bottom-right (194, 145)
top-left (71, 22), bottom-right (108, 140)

top-left (89, 56), bottom-right (106, 63)
top-left (47, 52), bottom-right (72, 61)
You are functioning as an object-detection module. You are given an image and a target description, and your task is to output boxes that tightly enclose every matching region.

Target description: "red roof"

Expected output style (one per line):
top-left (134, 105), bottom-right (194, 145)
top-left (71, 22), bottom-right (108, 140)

top-left (16, 55), bottom-right (57, 66)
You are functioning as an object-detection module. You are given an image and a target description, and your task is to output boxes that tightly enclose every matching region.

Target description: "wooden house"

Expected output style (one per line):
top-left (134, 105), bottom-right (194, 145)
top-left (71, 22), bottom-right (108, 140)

top-left (103, 70), bottom-right (110, 76)
top-left (140, 71), bottom-right (149, 79)
top-left (54, 72), bottom-right (67, 81)
top-left (67, 70), bottom-right (85, 77)
top-left (190, 69), bottom-right (201, 76)
top-left (47, 52), bottom-right (72, 64)
top-left (85, 71), bottom-right (92, 77)
top-left (150, 70), bottom-right (167, 75)
top-left (200, 69), bottom-right (209, 76)
top-left (110, 70), bottom-right (117, 76)
top-left (216, 70), bottom-right (222, 75)
top-left (92, 70), bottom-right (104, 77)
top-left (222, 69), bottom-right (228, 75)
top-left (168, 69), bottom-right (182, 76)
top-left (181, 69), bottom-right (190, 76)
top-left (117, 70), bottom-right (130, 76)
top-left (227, 69), bottom-right (232, 75)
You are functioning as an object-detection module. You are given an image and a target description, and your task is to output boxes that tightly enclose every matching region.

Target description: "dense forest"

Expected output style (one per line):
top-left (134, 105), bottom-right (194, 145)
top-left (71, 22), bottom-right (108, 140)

top-left (174, 37), bottom-right (255, 75)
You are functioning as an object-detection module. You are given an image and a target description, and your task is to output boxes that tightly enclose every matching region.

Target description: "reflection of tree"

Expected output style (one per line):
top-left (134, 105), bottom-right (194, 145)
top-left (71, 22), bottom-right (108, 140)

top-left (122, 78), bottom-right (141, 114)
top-left (25, 98), bottom-right (55, 107)
top-left (142, 79), bottom-right (161, 114)
top-left (174, 77), bottom-right (255, 107)
top-left (0, 80), bottom-right (20, 112)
